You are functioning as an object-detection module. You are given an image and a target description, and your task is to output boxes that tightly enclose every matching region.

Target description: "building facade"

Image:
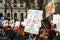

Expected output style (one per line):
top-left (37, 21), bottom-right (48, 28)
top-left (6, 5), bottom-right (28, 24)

top-left (0, 0), bottom-right (60, 21)
top-left (0, 0), bottom-right (40, 21)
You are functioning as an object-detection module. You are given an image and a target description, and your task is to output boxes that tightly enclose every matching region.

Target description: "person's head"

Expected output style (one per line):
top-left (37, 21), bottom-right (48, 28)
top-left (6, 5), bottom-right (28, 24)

top-left (8, 26), bottom-right (11, 28)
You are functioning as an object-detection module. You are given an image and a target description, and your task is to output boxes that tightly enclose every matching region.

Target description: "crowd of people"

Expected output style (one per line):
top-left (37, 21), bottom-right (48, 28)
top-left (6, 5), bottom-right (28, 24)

top-left (0, 17), bottom-right (60, 40)
top-left (38, 20), bottom-right (60, 40)
top-left (0, 17), bottom-right (29, 40)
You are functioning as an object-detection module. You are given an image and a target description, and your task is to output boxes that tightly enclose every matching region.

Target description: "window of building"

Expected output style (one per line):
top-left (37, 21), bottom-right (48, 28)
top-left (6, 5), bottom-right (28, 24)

top-left (20, 1), bottom-right (24, 7)
top-left (31, 0), bottom-right (34, 3)
top-left (7, 13), bottom-right (10, 17)
top-left (20, 1), bottom-right (23, 4)
top-left (33, 2), bottom-right (35, 4)
top-left (38, 0), bottom-right (43, 10)
top-left (6, 0), bottom-right (11, 8)
top-left (0, 0), bottom-right (2, 3)
top-left (7, 13), bottom-right (10, 20)
top-left (0, 13), bottom-right (3, 18)
top-left (6, 3), bottom-right (9, 7)
top-left (20, 5), bottom-right (23, 7)
top-left (14, 13), bottom-right (17, 19)
top-left (14, 0), bottom-right (16, 3)
top-left (20, 0), bottom-right (23, 2)
top-left (20, 0), bottom-right (24, 6)
top-left (14, 4), bottom-right (16, 7)
top-left (14, 13), bottom-right (17, 21)
top-left (0, 0), bottom-right (2, 7)
top-left (21, 13), bottom-right (24, 22)
top-left (14, 0), bottom-right (17, 7)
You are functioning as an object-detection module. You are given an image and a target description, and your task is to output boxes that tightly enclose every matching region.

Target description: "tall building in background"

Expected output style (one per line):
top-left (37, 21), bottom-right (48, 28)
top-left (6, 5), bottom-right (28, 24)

top-left (0, 0), bottom-right (41, 21)
top-left (0, 0), bottom-right (60, 22)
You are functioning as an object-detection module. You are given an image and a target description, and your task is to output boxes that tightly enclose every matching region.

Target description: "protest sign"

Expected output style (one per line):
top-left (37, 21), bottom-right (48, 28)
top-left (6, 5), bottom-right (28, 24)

top-left (15, 21), bottom-right (20, 28)
top-left (45, 0), bottom-right (55, 17)
top-left (27, 10), bottom-right (43, 20)
top-left (2, 20), bottom-right (8, 27)
top-left (9, 20), bottom-right (14, 28)
top-left (53, 15), bottom-right (60, 31)
top-left (24, 10), bottom-right (43, 34)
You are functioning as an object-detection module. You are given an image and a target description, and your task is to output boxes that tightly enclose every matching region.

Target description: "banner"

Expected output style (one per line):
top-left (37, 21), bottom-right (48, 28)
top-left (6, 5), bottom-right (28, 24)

top-left (24, 10), bottom-right (43, 34)
top-left (45, 0), bottom-right (55, 17)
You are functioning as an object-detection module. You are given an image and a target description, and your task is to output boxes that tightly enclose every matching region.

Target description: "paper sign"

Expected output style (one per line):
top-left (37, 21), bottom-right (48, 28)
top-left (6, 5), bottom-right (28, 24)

top-left (45, 0), bottom-right (55, 17)
top-left (53, 15), bottom-right (58, 24)
top-left (53, 15), bottom-right (60, 31)
top-left (24, 10), bottom-right (43, 34)
top-left (2, 20), bottom-right (8, 27)
top-left (15, 21), bottom-right (20, 28)
top-left (9, 20), bottom-right (14, 28)
top-left (27, 10), bottom-right (43, 20)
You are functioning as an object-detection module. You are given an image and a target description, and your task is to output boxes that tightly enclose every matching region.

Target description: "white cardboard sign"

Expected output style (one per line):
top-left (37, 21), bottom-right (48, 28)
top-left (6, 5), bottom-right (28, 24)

top-left (53, 15), bottom-right (60, 31)
top-left (15, 21), bottom-right (20, 28)
top-left (24, 10), bottom-right (43, 34)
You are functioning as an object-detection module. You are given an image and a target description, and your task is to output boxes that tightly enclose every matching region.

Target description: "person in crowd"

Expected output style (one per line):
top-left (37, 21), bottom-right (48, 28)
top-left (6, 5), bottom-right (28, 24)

top-left (0, 29), bottom-right (3, 37)
top-left (39, 27), bottom-right (47, 40)
top-left (0, 22), bottom-right (2, 29)
top-left (6, 27), bottom-right (16, 40)
top-left (48, 30), bottom-right (56, 40)
top-left (46, 26), bottom-right (51, 35)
